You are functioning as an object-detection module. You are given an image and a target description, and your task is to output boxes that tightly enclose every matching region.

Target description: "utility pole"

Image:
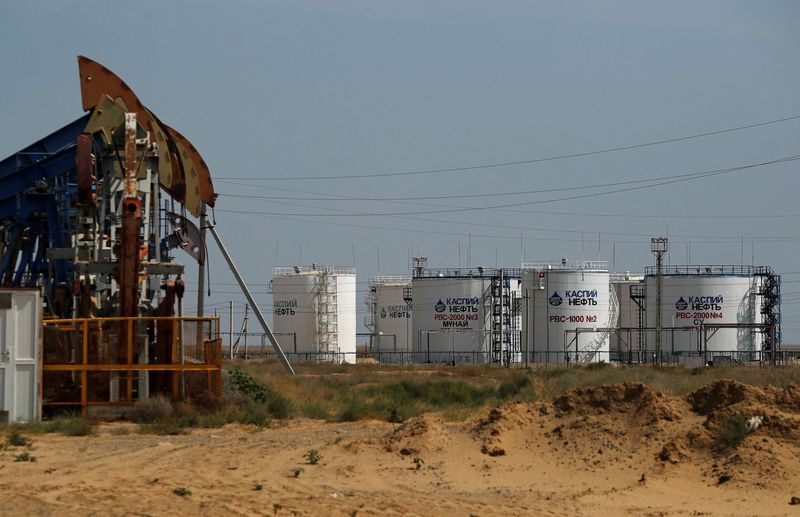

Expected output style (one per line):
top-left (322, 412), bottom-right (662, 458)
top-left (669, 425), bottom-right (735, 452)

top-left (229, 300), bottom-right (233, 359)
top-left (651, 237), bottom-right (668, 364)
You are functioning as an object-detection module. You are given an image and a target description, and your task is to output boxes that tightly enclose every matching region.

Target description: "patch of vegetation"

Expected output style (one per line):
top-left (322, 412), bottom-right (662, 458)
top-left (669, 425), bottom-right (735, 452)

top-left (47, 417), bottom-right (92, 436)
top-left (412, 456), bottom-right (424, 471)
top-left (252, 483), bottom-right (263, 491)
top-left (240, 403), bottom-right (272, 428)
top-left (14, 452), bottom-right (36, 462)
top-left (497, 373), bottom-right (532, 400)
top-left (228, 368), bottom-right (292, 418)
top-left (6, 429), bottom-right (30, 447)
top-left (130, 396), bottom-right (174, 424)
top-left (172, 487), bottom-right (191, 497)
top-left (715, 414), bottom-right (750, 451)
top-left (304, 449), bottom-right (321, 465)
top-left (291, 467), bottom-right (304, 478)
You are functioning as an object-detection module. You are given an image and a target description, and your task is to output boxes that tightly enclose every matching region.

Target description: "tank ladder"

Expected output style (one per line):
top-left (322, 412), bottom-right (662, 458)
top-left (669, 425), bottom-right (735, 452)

top-left (754, 266), bottom-right (781, 351)
top-left (317, 270), bottom-right (339, 361)
top-left (491, 274), bottom-right (515, 365)
top-left (630, 284), bottom-right (647, 363)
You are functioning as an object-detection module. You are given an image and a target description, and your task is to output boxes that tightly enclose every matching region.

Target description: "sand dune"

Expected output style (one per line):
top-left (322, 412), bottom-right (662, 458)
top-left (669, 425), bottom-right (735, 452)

top-left (2, 380), bottom-right (799, 516)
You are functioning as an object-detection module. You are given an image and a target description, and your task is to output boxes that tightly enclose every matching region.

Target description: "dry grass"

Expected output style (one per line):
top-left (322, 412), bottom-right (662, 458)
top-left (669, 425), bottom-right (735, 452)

top-left (230, 360), bottom-right (800, 423)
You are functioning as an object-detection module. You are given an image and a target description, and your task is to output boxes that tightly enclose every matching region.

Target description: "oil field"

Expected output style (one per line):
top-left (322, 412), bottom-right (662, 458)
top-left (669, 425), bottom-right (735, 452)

top-left (2, 2), bottom-right (800, 516)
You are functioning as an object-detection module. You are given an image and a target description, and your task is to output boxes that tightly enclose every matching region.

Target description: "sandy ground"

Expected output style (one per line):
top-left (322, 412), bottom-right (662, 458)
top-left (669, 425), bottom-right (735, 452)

top-left (1, 380), bottom-right (799, 516)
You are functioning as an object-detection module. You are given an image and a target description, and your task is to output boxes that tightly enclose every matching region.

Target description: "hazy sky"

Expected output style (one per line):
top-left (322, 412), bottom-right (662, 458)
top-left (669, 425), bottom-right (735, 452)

top-left (1, 1), bottom-right (799, 341)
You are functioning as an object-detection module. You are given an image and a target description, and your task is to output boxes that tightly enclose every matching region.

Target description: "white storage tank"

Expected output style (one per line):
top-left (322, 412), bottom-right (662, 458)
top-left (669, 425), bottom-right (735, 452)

top-left (522, 260), bottom-right (615, 364)
top-left (270, 265), bottom-right (357, 364)
top-left (644, 265), bottom-right (770, 359)
top-left (367, 276), bottom-right (412, 360)
top-left (410, 266), bottom-right (521, 364)
top-left (609, 272), bottom-right (644, 362)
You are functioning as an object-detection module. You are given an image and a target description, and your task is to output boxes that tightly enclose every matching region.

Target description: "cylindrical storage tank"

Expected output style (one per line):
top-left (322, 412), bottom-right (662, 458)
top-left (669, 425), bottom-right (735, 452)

top-left (411, 268), bottom-right (521, 364)
top-left (522, 260), bottom-right (614, 364)
top-left (271, 265), bottom-right (357, 364)
top-left (369, 276), bottom-right (412, 361)
top-left (644, 265), bottom-right (764, 361)
top-left (609, 272), bottom-right (644, 363)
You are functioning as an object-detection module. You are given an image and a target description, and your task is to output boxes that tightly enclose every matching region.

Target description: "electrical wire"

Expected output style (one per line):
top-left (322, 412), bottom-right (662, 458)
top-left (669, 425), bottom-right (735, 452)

top-left (216, 113), bottom-right (800, 181)
top-left (215, 154), bottom-right (800, 218)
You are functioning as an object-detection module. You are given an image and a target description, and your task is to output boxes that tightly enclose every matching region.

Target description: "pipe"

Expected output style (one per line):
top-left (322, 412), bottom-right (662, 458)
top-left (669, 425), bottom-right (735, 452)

top-left (206, 223), bottom-right (294, 375)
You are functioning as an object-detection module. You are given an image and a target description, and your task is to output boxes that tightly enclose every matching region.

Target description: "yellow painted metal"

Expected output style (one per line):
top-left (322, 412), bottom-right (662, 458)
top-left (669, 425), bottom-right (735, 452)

top-left (42, 317), bottom-right (222, 416)
top-left (81, 320), bottom-right (88, 417)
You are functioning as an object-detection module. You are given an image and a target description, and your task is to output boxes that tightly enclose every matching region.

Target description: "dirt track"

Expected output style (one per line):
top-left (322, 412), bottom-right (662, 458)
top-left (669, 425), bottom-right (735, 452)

top-left (1, 380), bottom-right (799, 516)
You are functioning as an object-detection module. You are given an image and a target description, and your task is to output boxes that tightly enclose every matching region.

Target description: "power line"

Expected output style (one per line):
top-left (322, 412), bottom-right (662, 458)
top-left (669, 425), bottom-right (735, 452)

top-left (217, 180), bottom-right (800, 220)
top-left (216, 113), bottom-right (800, 181)
top-left (216, 154), bottom-right (800, 218)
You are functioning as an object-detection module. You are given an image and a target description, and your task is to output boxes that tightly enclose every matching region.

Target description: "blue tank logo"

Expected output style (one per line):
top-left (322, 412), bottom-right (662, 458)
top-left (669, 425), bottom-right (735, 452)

top-left (549, 292), bottom-right (563, 306)
top-left (380, 308), bottom-right (387, 318)
top-left (675, 297), bottom-right (688, 310)
top-left (435, 299), bottom-right (447, 313)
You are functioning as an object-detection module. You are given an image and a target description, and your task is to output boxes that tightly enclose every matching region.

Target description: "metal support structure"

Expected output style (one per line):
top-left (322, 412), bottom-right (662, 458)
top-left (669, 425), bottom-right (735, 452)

top-left (196, 204), bottom-right (207, 317)
top-left (206, 223), bottom-right (295, 374)
top-left (651, 237), bottom-right (668, 363)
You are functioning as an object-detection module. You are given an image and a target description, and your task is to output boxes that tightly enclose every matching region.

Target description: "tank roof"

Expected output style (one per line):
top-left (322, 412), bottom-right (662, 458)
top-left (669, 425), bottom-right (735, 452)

top-left (413, 267), bottom-right (521, 279)
top-left (643, 265), bottom-right (774, 277)
top-left (522, 260), bottom-right (608, 271)
top-left (273, 265), bottom-right (356, 277)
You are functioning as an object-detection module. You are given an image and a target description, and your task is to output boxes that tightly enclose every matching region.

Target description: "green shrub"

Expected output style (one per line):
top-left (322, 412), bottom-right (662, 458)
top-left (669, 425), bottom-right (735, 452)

top-left (48, 417), bottom-right (92, 436)
top-left (304, 449), bottom-right (321, 465)
top-left (715, 414), bottom-right (749, 451)
top-left (173, 487), bottom-right (191, 497)
top-left (228, 368), bottom-right (292, 418)
top-left (6, 430), bottom-right (30, 447)
top-left (130, 396), bottom-right (174, 424)
top-left (301, 403), bottom-right (330, 420)
top-left (497, 374), bottom-right (531, 400)
top-left (14, 452), bottom-right (36, 462)
top-left (240, 403), bottom-right (271, 427)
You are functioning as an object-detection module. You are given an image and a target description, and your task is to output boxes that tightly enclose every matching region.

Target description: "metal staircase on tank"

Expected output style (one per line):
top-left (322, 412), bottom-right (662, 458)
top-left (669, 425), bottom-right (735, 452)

top-left (630, 284), bottom-right (647, 363)
top-left (490, 272), bottom-right (516, 365)
top-left (363, 279), bottom-right (376, 332)
top-left (754, 266), bottom-right (781, 351)
top-left (317, 269), bottom-right (339, 361)
top-left (574, 285), bottom-right (619, 364)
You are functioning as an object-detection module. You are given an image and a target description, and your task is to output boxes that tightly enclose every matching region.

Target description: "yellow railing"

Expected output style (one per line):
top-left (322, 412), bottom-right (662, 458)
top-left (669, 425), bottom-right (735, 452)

top-left (42, 316), bottom-right (222, 417)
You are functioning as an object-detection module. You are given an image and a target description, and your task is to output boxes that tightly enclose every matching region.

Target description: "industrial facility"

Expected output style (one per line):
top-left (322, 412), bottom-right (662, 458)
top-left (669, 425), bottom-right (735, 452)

top-left (270, 265), bottom-right (357, 363)
top-left (0, 59), bottom-right (789, 424)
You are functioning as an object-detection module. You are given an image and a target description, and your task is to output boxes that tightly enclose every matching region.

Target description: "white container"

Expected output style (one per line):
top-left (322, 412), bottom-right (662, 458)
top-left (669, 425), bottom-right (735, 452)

top-left (522, 261), bottom-right (614, 364)
top-left (644, 267), bottom-right (763, 356)
top-left (271, 266), bottom-right (357, 363)
top-left (0, 288), bottom-right (41, 423)
top-left (411, 268), bottom-right (521, 364)
top-left (371, 276), bottom-right (412, 357)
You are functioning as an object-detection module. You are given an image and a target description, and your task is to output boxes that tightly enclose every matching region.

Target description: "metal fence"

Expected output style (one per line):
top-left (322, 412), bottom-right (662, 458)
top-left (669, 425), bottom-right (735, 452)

top-left (224, 349), bottom-right (793, 367)
top-left (42, 316), bottom-right (222, 417)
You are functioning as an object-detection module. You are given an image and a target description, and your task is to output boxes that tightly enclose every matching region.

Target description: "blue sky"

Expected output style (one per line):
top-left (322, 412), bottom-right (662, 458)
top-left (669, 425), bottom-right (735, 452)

top-left (1, 1), bottom-right (799, 340)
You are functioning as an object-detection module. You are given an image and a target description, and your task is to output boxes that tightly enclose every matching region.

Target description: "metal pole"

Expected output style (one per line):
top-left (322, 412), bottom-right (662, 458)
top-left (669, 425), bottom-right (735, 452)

top-left (524, 289), bottom-right (529, 368)
top-left (196, 204), bottom-right (207, 317)
top-left (229, 300), bottom-right (233, 359)
top-left (655, 251), bottom-right (663, 363)
top-left (207, 224), bottom-right (294, 374)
